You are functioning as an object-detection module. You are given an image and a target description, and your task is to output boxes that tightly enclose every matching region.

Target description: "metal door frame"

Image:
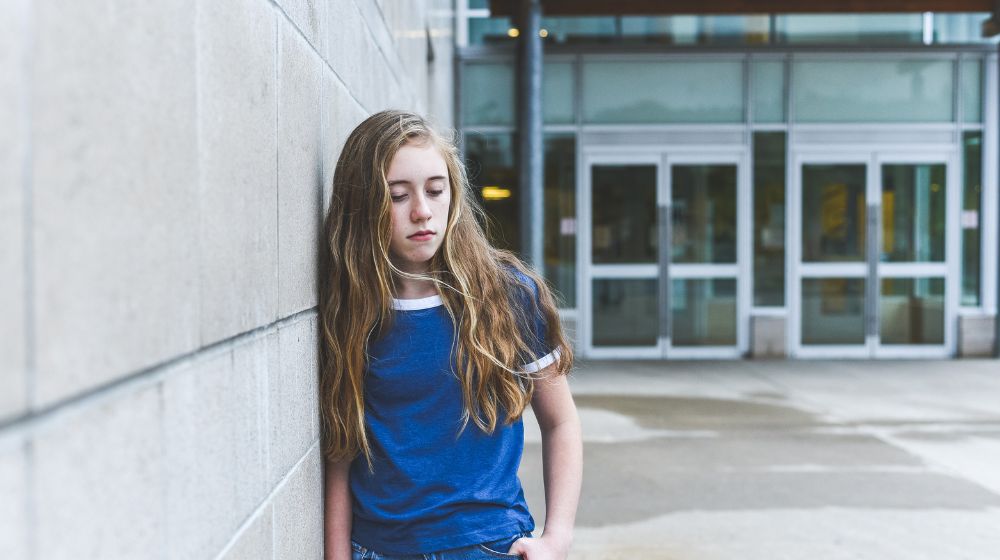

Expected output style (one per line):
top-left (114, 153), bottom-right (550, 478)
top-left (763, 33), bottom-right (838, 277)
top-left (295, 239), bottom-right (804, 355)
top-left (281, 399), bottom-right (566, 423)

top-left (579, 146), bottom-right (749, 359)
top-left (789, 147), bottom-right (959, 358)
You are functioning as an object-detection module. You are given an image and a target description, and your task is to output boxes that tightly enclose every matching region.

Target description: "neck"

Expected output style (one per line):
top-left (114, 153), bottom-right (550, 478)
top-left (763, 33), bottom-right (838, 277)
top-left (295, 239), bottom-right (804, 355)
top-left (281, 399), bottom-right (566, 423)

top-left (392, 262), bottom-right (438, 300)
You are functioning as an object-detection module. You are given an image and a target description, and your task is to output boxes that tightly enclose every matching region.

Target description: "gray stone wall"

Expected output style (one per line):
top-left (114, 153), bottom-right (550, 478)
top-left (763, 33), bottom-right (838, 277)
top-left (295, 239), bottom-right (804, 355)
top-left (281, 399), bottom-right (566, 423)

top-left (0, 1), bottom-right (454, 558)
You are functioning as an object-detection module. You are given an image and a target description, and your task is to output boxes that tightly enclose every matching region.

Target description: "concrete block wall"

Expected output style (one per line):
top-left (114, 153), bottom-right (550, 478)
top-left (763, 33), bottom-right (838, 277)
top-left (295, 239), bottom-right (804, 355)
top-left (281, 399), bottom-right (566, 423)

top-left (0, 0), bottom-right (455, 558)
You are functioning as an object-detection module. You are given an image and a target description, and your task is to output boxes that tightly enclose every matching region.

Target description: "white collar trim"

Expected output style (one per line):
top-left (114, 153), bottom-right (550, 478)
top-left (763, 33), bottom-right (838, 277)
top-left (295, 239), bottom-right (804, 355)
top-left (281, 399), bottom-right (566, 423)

top-left (391, 294), bottom-right (443, 310)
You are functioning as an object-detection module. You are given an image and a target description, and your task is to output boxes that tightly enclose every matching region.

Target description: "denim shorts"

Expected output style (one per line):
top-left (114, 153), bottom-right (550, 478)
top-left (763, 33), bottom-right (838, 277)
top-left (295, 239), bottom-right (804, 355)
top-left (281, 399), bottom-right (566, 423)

top-left (351, 531), bottom-right (532, 560)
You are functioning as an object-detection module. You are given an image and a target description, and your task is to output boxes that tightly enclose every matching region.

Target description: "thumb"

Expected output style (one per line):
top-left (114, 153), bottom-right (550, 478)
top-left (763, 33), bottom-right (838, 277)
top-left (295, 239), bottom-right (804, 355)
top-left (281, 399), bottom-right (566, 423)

top-left (507, 537), bottom-right (528, 556)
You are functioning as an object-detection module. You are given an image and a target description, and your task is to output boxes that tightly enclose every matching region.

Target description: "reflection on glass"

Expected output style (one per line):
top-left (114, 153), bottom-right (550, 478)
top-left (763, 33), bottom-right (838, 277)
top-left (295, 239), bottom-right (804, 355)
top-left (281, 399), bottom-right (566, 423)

top-left (592, 279), bottom-right (658, 346)
top-left (962, 59), bottom-right (983, 123)
top-left (962, 131), bottom-right (982, 306)
top-left (881, 164), bottom-right (946, 262)
top-left (792, 60), bottom-right (953, 123)
top-left (544, 135), bottom-right (576, 308)
top-left (777, 14), bottom-right (923, 44)
top-left (880, 278), bottom-right (945, 345)
top-left (544, 63), bottom-right (575, 124)
top-left (462, 62), bottom-right (514, 125)
top-left (802, 278), bottom-right (866, 345)
top-left (752, 60), bottom-right (785, 122)
top-left (672, 279), bottom-right (737, 346)
top-left (754, 132), bottom-right (786, 306)
top-left (583, 61), bottom-right (744, 123)
top-left (672, 165), bottom-right (737, 264)
top-left (802, 165), bottom-right (866, 262)
top-left (934, 14), bottom-right (1000, 45)
top-left (591, 165), bottom-right (657, 263)
top-left (464, 132), bottom-right (518, 251)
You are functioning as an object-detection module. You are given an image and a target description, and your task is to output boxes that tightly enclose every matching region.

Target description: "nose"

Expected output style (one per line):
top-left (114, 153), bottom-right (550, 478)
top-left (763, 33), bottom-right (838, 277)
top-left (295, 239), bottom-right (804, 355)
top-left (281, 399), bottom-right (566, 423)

top-left (411, 192), bottom-right (432, 222)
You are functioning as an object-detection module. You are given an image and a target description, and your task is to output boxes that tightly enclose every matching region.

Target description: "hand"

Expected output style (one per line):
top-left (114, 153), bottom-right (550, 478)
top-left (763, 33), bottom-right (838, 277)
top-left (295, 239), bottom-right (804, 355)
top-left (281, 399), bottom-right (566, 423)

top-left (507, 533), bottom-right (572, 560)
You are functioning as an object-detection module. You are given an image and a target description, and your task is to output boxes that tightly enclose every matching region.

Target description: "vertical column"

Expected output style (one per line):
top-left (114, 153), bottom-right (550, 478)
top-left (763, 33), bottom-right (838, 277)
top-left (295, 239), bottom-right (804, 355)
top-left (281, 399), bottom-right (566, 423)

top-left (517, 0), bottom-right (543, 269)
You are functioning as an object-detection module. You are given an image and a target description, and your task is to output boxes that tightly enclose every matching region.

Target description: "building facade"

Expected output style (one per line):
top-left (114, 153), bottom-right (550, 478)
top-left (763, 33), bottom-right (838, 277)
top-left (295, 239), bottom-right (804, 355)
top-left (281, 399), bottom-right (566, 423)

top-left (457, 6), bottom-right (999, 359)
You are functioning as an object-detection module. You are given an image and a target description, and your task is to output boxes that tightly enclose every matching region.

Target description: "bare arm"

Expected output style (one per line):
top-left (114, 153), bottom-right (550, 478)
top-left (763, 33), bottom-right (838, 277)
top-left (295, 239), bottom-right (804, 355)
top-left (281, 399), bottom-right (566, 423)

top-left (528, 367), bottom-right (582, 556)
top-left (324, 457), bottom-right (353, 560)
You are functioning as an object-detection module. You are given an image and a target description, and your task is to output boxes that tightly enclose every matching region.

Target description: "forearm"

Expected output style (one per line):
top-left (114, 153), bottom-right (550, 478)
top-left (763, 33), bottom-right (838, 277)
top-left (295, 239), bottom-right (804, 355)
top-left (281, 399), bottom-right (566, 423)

top-left (539, 414), bottom-right (583, 546)
top-left (324, 458), bottom-right (353, 560)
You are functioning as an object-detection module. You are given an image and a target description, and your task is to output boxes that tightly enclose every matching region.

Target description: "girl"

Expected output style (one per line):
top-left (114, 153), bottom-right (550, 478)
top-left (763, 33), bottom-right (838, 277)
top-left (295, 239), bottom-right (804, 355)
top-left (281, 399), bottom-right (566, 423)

top-left (319, 110), bottom-right (582, 560)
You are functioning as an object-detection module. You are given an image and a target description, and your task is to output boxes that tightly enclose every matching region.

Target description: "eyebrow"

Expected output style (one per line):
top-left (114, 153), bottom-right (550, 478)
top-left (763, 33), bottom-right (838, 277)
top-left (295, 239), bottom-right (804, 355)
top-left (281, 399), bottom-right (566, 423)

top-left (387, 175), bottom-right (447, 187)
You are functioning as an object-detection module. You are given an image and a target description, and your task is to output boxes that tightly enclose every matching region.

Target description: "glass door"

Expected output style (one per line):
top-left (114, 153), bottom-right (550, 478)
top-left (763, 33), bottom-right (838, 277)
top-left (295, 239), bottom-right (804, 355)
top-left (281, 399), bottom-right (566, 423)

top-left (666, 155), bottom-right (747, 358)
top-left (791, 153), bottom-right (956, 358)
top-left (581, 152), bottom-right (748, 359)
top-left (875, 155), bottom-right (956, 357)
top-left (582, 155), bottom-right (662, 358)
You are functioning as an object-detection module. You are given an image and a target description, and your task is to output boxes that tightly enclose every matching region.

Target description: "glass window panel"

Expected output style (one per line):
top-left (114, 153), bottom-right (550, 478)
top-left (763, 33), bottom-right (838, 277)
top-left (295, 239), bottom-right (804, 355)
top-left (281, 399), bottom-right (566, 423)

top-left (464, 132), bottom-right (518, 251)
top-left (934, 13), bottom-right (1000, 45)
top-left (672, 279), bottom-right (737, 346)
top-left (468, 16), bottom-right (516, 45)
top-left (754, 132), bottom-right (787, 306)
top-left (541, 16), bottom-right (618, 44)
top-left (583, 61), bottom-right (744, 123)
top-left (544, 62), bottom-right (575, 124)
top-left (591, 165), bottom-right (657, 264)
top-left (671, 165), bottom-right (737, 264)
top-left (802, 165), bottom-right (867, 263)
top-left (621, 15), bottom-right (771, 45)
top-left (881, 164), bottom-right (946, 263)
top-left (962, 59), bottom-right (983, 123)
top-left (462, 62), bottom-right (514, 125)
top-left (962, 131), bottom-right (983, 306)
top-left (880, 278), bottom-right (945, 345)
top-left (469, 0), bottom-right (489, 9)
top-left (544, 134), bottom-right (576, 308)
top-left (801, 278), bottom-right (866, 345)
top-left (792, 60), bottom-right (954, 123)
top-left (592, 279), bottom-right (658, 346)
top-left (777, 14), bottom-right (923, 44)
top-left (752, 60), bottom-right (785, 123)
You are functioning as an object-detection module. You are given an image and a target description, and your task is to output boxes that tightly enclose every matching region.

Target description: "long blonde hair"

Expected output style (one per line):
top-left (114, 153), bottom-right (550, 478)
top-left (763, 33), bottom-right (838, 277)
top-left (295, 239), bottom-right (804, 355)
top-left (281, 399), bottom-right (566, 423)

top-left (319, 110), bottom-right (573, 471)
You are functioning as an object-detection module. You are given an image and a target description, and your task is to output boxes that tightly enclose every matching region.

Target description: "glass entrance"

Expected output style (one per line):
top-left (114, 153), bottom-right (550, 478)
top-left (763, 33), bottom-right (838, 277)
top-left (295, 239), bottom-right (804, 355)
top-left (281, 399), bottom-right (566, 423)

top-left (583, 153), bottom-right (747, 358)
top-left (792, 154), bottom-right (955, 357)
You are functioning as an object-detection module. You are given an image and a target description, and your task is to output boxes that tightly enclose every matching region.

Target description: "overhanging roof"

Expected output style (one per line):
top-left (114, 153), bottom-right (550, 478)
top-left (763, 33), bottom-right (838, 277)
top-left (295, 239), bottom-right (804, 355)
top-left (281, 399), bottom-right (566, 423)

top-left (488, 0), bottom-right (993, 16)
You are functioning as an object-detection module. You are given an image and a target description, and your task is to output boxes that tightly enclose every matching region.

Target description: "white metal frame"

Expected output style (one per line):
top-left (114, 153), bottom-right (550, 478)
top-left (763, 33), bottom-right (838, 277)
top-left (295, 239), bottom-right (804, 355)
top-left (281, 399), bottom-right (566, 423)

top-left (579, 147), bottom-right (749, 359)
top-left (788, 147), bottom-right (959, 358)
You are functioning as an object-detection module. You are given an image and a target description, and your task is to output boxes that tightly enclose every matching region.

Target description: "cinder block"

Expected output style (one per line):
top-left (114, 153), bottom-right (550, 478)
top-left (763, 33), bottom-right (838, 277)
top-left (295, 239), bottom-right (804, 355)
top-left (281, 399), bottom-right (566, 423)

top-left (276, 0), bottom-right (323, 54)
top-left (959, 314), bottom-right (996, 357)
top-left (198, 0), bottom-right (279, 345)
top-left (33, 384), bottom-right (166, 559)
top-left (273, 445), bottom-right (323, 560)
top-left (271, 315), bottom-right (320, 485)
top-left (0, 438), bottom-right (27, 560)
top-left (324, 0), bottom-right (366, 99)
top-left (0, 0), bottom-right (26, 420)
top-left (220, 505), bottom-right (273, 560)
top-left (278, 26), bottom-right (323, 316)
top-left (31, 0), bottom-right (200, 407)
top-left (163, 339), bottom-right (268, 560)
top-left (751, 315), bottom-right (787, 358)
top-left (320, 72), bottom-right (363, 218)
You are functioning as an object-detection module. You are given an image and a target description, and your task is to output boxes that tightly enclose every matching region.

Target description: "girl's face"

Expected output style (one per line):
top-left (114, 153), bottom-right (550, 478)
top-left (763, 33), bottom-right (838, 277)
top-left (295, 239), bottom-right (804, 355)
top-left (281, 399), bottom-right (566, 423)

top-left (385, 141), bottom-right (452, 273)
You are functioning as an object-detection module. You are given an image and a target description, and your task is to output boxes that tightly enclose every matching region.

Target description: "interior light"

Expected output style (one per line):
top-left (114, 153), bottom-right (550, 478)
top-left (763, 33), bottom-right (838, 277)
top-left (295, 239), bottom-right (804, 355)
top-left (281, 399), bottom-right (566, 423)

top-left (481, 186), bottom-right (512, 200)
top-left (539, 29), bottom-right (548, 38)
top-left (507, 28), bottom-right (520, 38)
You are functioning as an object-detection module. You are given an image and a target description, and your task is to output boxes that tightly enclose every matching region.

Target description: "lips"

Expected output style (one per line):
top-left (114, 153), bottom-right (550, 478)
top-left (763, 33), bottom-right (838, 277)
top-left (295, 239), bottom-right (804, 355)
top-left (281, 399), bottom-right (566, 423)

top-left (407, 230), bottom-right (435, 241)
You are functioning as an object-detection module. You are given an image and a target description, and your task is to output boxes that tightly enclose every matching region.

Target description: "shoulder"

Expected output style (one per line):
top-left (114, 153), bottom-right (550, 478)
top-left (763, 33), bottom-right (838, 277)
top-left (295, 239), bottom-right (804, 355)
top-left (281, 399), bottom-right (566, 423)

top-left (503, 263), bottom-right (541, 303)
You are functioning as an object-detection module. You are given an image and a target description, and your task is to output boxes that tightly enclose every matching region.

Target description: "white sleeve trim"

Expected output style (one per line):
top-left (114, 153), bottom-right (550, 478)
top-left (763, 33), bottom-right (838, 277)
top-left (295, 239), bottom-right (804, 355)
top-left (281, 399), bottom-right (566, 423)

top-left (520, 347), bottom-right (561, 373)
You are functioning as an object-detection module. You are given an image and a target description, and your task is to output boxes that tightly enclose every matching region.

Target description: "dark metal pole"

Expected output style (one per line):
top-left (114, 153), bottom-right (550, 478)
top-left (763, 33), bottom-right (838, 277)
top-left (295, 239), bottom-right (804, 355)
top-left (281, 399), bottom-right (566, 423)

top-left (517, 0), bottom-right (544, 270)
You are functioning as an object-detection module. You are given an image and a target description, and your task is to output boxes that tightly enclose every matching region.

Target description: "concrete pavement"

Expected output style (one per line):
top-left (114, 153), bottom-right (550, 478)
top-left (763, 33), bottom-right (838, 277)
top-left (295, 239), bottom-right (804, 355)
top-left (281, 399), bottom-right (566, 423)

top-left (519, 359), bottom-right (1000, 559)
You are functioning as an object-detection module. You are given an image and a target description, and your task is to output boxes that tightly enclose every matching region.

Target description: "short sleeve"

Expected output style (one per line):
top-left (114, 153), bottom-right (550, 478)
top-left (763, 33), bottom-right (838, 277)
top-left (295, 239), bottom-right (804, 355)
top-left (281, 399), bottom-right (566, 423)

top-left (509, 269), bottom-right (559, 373)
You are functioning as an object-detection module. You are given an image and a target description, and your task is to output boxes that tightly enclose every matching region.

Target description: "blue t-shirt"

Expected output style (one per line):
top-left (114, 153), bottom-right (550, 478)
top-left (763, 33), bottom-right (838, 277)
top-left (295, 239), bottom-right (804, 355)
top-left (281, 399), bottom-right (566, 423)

top-left (349, 272), bottom-right (556, 554)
